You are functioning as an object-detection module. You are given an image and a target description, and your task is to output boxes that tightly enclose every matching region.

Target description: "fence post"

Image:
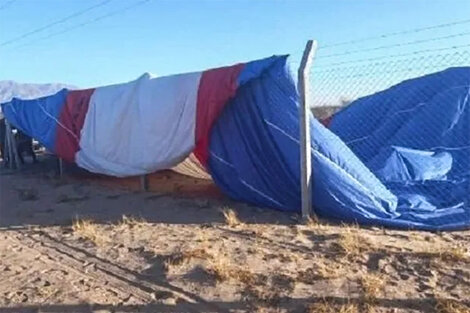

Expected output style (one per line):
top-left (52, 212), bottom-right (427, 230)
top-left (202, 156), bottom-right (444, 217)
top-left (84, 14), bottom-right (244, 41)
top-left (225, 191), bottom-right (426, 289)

top-left (3, 121), bottom-right (11, 168)
top-left (298, 40), bottom-right (318, 221)
top-left (4, 120), bottom-right (21, 170)
top-left (58, 158), bottom-right (64, 178)
top-left (140, 174), bottom-right (148, 191)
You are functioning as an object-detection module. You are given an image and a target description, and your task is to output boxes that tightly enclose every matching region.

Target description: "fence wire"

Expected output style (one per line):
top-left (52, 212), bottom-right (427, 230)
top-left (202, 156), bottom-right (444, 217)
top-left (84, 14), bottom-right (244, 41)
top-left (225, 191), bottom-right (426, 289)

top-left (310, 47), bottom-right (470, 117)
top-left (308, 35), bottom-right (470, 209)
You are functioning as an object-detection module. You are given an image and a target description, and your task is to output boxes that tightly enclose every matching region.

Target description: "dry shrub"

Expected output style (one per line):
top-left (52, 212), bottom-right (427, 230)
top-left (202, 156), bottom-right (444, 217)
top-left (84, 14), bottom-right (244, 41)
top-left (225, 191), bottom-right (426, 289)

top-left (254, 306), bottom-right (283, 313)
top-left (296, 262), bottom-right (342, 282)
top-left (438, 245), bottom-right (469, 262)
top-left (72, 218), bottom-right (106, 246)
top-left (244, 286), bottom-right (281, 308)
top-left (118, 215), bottom-right (149, 229)
top-left (360, 273), bottom-right (385, 303)
top-left (221, 207), bottom-right (243, 227)
top-left (206, 254), bottom-right (263, 285)
top-left (435, 299), bottom-right (470, 313)
top-left (420, 244), bottom-right (469, 265)
top-left (164, 248), bottom-right (213, 271)
top-left (305, 215), bottom-right (320, 228)
top-left (306, 299), bottom-right (358, 313)
top-left (336, 224), bottom-right (372, 258)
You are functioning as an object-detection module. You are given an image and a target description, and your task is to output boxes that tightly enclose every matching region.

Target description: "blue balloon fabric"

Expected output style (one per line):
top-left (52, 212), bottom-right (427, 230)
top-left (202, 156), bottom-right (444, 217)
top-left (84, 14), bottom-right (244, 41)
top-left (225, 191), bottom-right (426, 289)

top-left (208, 57), bottom-right (470, 231)
top-left (3, 90), bottom-right (68, 152)
top-left (2, 55), bottom-right (468, 231)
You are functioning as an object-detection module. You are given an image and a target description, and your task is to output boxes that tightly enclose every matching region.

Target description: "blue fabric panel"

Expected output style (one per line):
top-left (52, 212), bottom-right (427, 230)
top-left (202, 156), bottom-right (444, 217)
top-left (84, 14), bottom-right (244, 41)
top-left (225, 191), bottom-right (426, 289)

top-left (237, 55), bottom-right (283, 86)
top-left (209, 57), bottom-right (469, 230)
top-left (330, 67), bottom-right (470, 230)
top-left (1, 89), bottom-right (68, 152)
top-left (368, 147), bottom-right (453, 182)
top-left (209, 56), bottom-right (399, 223)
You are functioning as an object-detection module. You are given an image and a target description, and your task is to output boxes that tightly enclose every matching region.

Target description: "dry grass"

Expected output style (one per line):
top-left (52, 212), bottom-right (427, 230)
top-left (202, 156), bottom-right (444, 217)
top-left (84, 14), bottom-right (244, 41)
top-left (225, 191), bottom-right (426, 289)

top-left (245, 287), bottom-right (282, 308)
top-left (360, 273), bottom-right (385, 303)
top-left (435, 299), bottom-right (470, 313)
top-left (221, 207), bottom-right (243, 227)
top-left (118, 215), bottom-right (149, 229)
top-left (336, 225), bottom-right (372, 257)
top-left (304, 215), bottom-right (320, 227)
top-left (206, 254), bottom-right (262, 285)
top-left (294, 228), bottom-right (309, 243)
top-left (254, 306), bottom-right (283, 313)
top-left (438, 245), bottom-right (469, 262)
top-left (419, 243), bottom-right (469, 265)
top-left (72, 218), bottom-right (107, 246)
top-left (164, 248), bottom-right (213, 271)
top-left (296, 261), bottom-right (343, 282)
top-left (306, 299), bottom-right (358, 313)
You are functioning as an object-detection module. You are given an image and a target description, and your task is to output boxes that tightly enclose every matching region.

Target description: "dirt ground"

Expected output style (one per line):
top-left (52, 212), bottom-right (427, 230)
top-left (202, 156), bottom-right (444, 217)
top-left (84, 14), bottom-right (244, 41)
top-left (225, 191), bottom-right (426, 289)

top-left (0, 157), bottom-right (469, 313)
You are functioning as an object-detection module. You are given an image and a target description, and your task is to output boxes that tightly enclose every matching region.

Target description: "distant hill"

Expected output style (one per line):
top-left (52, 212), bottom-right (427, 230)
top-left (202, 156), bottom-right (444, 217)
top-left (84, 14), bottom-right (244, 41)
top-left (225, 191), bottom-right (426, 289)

top-left (0, 80), bottom-right (76, 104)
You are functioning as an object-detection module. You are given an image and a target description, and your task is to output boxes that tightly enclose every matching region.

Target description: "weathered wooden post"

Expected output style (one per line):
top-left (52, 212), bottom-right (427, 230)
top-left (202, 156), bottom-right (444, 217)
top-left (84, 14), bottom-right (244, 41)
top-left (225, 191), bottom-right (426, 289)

top-left (3, 121), bottom-right (11, 168)
top-left (298, 40), bottom-right (318, 221)
top-left (58, 158), bottom-right (64, 178)
top-left (140, 174), bottom-right (148, 191)
top-left (4, 120), bottom-right (20, 169)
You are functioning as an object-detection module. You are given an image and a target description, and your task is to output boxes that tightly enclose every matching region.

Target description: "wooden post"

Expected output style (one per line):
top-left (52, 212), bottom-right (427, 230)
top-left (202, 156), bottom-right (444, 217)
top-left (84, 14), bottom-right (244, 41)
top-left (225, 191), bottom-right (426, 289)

top-left (58, 158), bottom-right (64, 178)
top-left (10, 127), bottom-right (21, 170)
top-left (4, 120), bottom-right (20, 169)
top-left (3, 121), bottom-right (11, 168)
top-left (298, 40), bottom-right (318, 221)
top-left (140, 174), bottom-right (148, 191)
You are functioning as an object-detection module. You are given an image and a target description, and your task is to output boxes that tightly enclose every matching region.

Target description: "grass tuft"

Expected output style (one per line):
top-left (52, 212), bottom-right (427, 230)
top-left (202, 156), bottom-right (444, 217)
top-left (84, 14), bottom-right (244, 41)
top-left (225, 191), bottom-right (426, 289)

top-left (435, 299), bottom-right (470, 313)
top-left (72, 218), bottom-right (106, 246)
top-left (221, 207), bottom-right (243, 227)
top-left (306, 299), bottom-right (358, 313)
top-left (118, 215), bottom-right (149, 229)
top-left (305, 215), bottom-right (320, 227)
top-left (164, 248), bottom-right (213, 271)
top-left (438, 245), bottom-right (469, 262)
top-left (336, 224), bottom-right (372, 258)
top-left (206, 255), bottom-right (263, 285)
top-left (360, 273), bottom-right (385, 303)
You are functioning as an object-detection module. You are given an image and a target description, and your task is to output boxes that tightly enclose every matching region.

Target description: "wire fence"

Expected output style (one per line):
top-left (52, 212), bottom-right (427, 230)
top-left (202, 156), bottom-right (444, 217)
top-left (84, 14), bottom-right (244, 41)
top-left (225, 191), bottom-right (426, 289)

top-left (310, 48), bottom-right (470, 116)
top-left (308, 29), bottom-right (470, 210)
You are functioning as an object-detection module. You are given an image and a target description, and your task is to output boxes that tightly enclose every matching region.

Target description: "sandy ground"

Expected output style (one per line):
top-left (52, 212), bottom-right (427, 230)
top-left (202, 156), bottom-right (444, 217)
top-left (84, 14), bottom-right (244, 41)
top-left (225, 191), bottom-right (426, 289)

top-left (0, 157), bottom-right (469, 313)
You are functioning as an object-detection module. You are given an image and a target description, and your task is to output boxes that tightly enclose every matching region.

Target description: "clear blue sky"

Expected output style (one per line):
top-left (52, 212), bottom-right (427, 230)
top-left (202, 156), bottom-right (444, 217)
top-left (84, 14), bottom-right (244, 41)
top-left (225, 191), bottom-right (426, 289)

top-left (1, 0), bottom-right (469, 88)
